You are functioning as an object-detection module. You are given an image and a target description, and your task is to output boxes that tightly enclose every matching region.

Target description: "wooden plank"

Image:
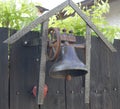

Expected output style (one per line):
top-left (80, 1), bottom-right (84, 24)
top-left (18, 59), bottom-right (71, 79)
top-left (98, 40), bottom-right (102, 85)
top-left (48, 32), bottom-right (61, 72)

top-left (0, 28), bottom-right (9, 109)
top-left (66, 37), bottom-right (85, 109)
top-left (90, 38), bottom-right (113, 109)
top-left (90, 37), bottom-right (103, 109)
top-left (41, 61), bottom-right (65, 109)
top-left (109, 40), bottom-right (120, 109)
top-left (85, 24), bottom-right (91, 107)
top-left (10, 31), bottom-right (40, 109)
top-left (10, 30), bottom-right (66, 109)
top-left (37, 21), bottom-right (48, 105)
top-left (66, 77), bottom-right (85, 109)
top-left (99, 41), bottom-right (112, 109)
top-left (4, 0), bottom-right (68, 44)
top-left (69, 0), bottom-right (116, 52)
top-left (113, 40), bottom-right (120, 109)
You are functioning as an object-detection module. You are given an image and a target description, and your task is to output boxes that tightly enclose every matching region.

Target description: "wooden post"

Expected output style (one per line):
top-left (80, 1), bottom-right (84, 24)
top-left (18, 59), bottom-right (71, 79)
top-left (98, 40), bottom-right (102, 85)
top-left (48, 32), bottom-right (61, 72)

top-left (37, 20), bottom-right (48, 105)
top-left (85, 24), bottom-right (91, 109)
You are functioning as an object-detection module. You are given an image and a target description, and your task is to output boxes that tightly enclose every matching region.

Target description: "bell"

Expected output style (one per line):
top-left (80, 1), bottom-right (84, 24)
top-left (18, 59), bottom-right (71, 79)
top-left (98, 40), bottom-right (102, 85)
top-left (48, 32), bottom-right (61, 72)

top-left (49, 46), bottom-right (88, 79)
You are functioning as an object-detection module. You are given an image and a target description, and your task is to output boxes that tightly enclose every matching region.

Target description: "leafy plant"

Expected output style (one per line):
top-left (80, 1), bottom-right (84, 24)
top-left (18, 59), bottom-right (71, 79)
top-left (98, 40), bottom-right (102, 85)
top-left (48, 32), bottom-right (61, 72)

top-left (0, 0), bottom-right (119, 42)
top-left (0, 0), bottom-right (38, 30)
top-left (49, 0), bottom-right (120, 42)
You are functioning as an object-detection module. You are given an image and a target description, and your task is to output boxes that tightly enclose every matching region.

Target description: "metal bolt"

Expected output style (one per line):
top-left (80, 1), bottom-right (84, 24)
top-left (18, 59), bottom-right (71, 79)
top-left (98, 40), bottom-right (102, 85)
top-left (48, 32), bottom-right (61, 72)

top-left (113, 88), bottom-right (117, 91)
top-left (56, 90), bottom-right (60, 94)
top-left (95, 90), bottom-right (98, 94)
top-left (24, 41), bottom-right (28, 45)
top-left (16, 91), bottom-right (20, 95)
top-left (80, 90), bottom-right (83, 94)
top-left (71, 90), bottom-right (74, 94)
top-left (8, 55), bottom-right (10, 60)
top-left (36, 58), bottom-right (39, 62)
top-left (103, 89), bottom-right (106, 93)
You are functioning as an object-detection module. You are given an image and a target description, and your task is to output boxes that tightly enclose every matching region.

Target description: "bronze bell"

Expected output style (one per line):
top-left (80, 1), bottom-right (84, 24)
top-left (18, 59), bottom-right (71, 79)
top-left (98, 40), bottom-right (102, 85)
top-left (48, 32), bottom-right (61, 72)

top-left (49, 46), bottom-right (88, 79)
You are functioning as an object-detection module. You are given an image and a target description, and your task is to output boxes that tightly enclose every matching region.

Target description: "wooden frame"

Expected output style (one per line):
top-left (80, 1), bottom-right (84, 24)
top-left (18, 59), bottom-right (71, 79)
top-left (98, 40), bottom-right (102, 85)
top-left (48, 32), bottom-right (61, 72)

top-left (3, 0), bottom-right (116, 106)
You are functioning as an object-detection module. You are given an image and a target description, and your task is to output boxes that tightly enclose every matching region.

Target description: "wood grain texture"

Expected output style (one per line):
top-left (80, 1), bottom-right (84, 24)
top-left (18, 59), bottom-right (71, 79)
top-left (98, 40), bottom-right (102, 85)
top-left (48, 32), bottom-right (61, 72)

top-left (41, 61), bottom-right (65, 109)
top-left (66, 77), bottom-right (85, 109)
top-left (85, 24), bottom-right (91, 105)
top-left (37, 21), bottom-right (48, 105)
top-left (65, 37), bottom-right (85, 109)
top-left (0, 28), bottom-right (9, 109)
top-left (109, 40), bottom-right (120, 109)
top-left (90, 37), bottom-right (104, 109)
top-left (10, 31), bottom-right (40, 109)
top-left (90, 37), bottom-right (114, 109)
top-left (8, 30), bottom-right (120, 109)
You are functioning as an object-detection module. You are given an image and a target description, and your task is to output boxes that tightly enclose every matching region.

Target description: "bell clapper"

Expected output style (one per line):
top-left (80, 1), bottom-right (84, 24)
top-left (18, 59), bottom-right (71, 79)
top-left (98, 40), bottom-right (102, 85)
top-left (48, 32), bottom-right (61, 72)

top-left (66, 74), bottom-right (72, 81)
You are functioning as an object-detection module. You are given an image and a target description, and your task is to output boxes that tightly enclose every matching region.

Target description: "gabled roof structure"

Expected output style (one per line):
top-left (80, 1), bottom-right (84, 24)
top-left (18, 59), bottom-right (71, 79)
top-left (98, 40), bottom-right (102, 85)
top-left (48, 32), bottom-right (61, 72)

top-left (4, 0), bottom-right (116, 52)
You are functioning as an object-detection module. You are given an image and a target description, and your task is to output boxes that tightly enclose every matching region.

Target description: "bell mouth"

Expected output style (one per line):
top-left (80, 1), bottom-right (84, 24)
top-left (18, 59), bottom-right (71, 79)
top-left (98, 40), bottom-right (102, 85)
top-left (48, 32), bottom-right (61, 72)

top-left (49, 46), bottom-right (88, 79)
top-left (49, 69), bottom-right (87, 79)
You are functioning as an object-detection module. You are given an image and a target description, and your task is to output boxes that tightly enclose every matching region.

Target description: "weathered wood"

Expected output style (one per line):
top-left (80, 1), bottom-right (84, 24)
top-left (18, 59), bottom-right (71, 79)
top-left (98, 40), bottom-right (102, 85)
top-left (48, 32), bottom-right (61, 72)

top-left (4, 0), bottom-right (116, 53)
top-left (85, 24), bottom-right (91, 106)
top-left (66, 37), bottom-right (85, 109)
top-left (10, 31), bottom-right (40, 109)
top-left (90, 37), bottom-right (102, 109)
top-left (90, 37), bottom-right (113, 109)
top-left (41, 61), bottom-right (65, 109)
top-left (114, 40), bottom-right (120, 109)
top-left (4, 0), bottom-right (68, 44)
top-left (0, 28), bottom-right (9, 109)
top-left (1, 28), bottom-right (120, 109)
top-left (99, 40), bottom-right (112, 109)
top-left (69, 0), bottom-right (116, 52)
top-left (37, 21), bottom-right (48, 105)
top-left (109, 40), bottom-right (120, 109)
top-left (66, 77), bottom-right (85, 109)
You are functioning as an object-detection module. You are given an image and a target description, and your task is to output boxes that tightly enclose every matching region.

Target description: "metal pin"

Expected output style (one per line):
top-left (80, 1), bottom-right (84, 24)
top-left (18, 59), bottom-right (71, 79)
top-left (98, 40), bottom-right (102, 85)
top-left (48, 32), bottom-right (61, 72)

top-left (113, 88), bottom-right (117, 91)
top-left (103, 89), bottom-right (106, 93)
top-left (16, 91), bottom-right (20, 95)
top-left (24, 41), bottom-right (28, 45)
top-left (71, 90), bottom-right (74, 94)
top-left (95, 90), bottom-right (98, 94)
top-left (36, 58), bottom-right (39, 62)
top-left (8, 55), bottom-right (10, 60)
top-left (56, 90), bottom-right (60, 94)
top-left (80, 90), bottom-right (83, 94)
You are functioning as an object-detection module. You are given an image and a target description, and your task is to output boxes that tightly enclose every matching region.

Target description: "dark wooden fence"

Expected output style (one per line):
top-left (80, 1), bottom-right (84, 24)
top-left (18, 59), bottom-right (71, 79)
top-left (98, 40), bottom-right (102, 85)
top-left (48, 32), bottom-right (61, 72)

top-left (0, 28), bottom-right (120, 109)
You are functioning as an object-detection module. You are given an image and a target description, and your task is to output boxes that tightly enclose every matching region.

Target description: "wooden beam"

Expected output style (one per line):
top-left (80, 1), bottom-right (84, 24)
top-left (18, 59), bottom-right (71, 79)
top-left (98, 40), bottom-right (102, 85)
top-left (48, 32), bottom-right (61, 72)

top-left (69, 0), bottom-right (116, 52)
top-left (4, 0), bottom-right (68, 44)
top-left (37, 21), bottom-right (48, 105)
top-left (85, 24), bottom-right (91, 109)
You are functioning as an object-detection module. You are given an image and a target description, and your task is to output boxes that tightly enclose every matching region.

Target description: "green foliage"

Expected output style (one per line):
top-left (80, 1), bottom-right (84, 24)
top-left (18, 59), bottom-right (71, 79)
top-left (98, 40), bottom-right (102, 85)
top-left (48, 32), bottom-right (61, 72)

top-left (0, 0), bottom-right (38, 30)
top-left (0, 0), bottom-right (119, 42)
top-left (49, 0), bottom-right (120, 42)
